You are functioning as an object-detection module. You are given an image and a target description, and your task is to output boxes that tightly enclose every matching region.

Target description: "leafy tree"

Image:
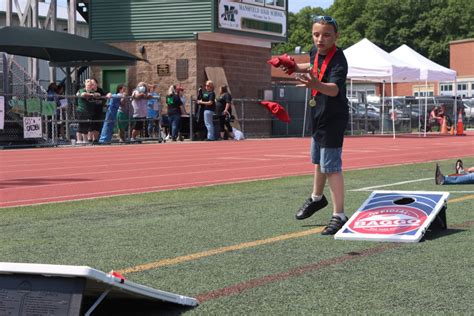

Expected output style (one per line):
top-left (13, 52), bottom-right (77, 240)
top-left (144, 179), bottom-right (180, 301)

top-left (272, 6), bottom-right (325, 55)
top-left (275, 0), bottom-right (474, 67)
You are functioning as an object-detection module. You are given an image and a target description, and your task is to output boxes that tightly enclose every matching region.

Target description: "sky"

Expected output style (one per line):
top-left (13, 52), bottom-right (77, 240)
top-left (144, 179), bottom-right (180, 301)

top-left (289, 0), bottom-right (334, 12)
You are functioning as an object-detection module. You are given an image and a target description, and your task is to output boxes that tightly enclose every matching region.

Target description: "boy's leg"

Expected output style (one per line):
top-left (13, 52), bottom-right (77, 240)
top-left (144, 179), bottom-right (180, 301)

top-left (296, 138), bottom-right (328, 220)
top-left (327, 172), bottom-right (344, 214)
top-left (320, 147), bottom-right (347, 235)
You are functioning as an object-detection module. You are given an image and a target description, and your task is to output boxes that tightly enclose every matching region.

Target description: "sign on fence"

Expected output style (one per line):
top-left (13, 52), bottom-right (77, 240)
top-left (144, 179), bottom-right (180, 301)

top-left (0, 96), bottom-right (4, 130)
top-left (23, 116), bottom-right (42, 138)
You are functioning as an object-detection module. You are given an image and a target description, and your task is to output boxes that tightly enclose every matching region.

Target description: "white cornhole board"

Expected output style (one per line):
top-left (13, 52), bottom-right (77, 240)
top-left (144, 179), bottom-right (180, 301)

top-left (0, 262), bottom-right (198, 315)
top-left (335, 190), bottom-right (449, 243)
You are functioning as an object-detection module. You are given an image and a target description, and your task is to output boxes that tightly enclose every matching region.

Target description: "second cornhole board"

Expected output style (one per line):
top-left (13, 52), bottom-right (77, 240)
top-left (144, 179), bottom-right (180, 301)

top-left (335, 190), bottom-right (449, 243)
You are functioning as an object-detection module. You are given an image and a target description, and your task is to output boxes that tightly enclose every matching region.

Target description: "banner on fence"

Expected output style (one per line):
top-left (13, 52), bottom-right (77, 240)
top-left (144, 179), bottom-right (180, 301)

top-left (23, 116), bottom-right (42, 138)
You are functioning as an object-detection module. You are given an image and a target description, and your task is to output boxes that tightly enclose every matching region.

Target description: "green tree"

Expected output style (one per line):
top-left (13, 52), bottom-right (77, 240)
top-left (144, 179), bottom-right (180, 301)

top-left (272, 6), bottom-right (325, 55)
top-left (277, 0), bottom-right (474, 67)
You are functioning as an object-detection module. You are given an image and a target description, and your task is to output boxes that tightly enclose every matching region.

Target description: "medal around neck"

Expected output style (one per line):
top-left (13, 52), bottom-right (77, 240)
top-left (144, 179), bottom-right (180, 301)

top-left (309, 99), bottom-right (317, 107)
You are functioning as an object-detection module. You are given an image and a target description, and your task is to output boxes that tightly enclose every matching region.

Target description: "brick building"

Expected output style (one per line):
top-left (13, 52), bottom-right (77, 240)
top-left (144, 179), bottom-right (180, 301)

top-left (88, 0), bottom-right (288, 137)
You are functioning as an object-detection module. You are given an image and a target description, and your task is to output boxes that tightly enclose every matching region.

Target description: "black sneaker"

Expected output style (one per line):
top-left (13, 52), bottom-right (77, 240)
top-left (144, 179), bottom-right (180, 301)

top-left (455, 159), bottom-right (465, 174)
top-left (435, 164), bottom-right (444, 185)
top-left (321, 215), bottom-right (347, 235)
top-left (295, 195), bottom-right (328, 220)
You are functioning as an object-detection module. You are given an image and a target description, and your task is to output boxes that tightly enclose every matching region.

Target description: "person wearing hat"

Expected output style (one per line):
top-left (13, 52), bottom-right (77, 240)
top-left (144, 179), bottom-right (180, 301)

top-left (131, 82), bottom-right (151, 141)
top-left (281, 15), bottom-right (349, 235)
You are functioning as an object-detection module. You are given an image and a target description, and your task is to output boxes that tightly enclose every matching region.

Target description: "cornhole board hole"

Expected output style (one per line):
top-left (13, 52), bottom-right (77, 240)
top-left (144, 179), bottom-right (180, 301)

top-left (0, 262), bottom-right (198, 315)
top-left (335, 190), bottom-right (449, 243)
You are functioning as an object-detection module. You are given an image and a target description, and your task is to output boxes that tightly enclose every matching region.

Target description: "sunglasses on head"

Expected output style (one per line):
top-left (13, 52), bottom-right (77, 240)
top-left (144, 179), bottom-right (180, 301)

top-left (312, 15), bottom-right (338, 32)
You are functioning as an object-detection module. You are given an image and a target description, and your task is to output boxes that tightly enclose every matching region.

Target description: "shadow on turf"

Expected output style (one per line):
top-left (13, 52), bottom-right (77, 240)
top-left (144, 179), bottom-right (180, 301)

top-left (421, 228), bottom-right (467, 241)
top-left (83, 298), bottom-right (196, 315)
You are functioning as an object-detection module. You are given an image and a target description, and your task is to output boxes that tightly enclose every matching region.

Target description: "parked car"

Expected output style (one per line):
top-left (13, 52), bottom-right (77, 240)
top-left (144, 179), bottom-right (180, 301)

top-left (462, 99), bottom-right (474, 119)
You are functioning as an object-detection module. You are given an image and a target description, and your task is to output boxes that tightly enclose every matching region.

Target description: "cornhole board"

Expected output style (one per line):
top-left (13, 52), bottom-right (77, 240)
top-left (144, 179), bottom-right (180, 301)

top-left (334, 190), bottom-right (449, 243)
top-left (0, 262), bottom-right (198, 315)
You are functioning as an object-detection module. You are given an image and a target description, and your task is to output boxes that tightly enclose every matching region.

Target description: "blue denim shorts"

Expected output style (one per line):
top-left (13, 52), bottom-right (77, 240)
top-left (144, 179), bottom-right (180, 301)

top-left (310, 138), bottom-right (343, 173)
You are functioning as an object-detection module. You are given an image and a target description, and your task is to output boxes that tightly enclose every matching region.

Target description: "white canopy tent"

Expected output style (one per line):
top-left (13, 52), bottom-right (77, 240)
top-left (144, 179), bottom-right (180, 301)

top-left (344, 38), bottom-right (420, 137)
top-left (390, 44), bottom-right (457, 136)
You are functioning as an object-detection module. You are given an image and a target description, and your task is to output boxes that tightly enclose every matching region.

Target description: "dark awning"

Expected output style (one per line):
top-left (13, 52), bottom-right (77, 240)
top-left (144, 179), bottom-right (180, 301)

top-left (0, 26), bottom-right (145, 66)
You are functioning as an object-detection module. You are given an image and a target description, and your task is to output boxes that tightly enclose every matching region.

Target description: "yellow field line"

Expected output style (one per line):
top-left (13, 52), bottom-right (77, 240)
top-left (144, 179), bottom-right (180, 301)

top-left (118, 227), bottom-right (324, 274)
top-left (119, 194), bottom-right (474, 275)
top-left (449, 194), bottom-right (474, 203)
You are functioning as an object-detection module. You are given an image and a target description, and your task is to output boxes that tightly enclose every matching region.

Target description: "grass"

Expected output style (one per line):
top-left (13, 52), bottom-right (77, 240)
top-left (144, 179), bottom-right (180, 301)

top-left (0, 158), bottom-right (473, 314)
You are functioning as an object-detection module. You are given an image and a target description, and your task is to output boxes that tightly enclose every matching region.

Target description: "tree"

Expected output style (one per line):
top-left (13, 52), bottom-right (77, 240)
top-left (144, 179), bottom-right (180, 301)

top-left (272, 6), bottom-right (325, 55)
top-left (277, 0), bottom-right (474, 67)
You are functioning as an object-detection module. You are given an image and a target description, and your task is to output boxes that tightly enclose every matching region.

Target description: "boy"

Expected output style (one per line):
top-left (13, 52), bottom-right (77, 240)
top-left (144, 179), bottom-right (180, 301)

top-left (283, 16), bottom-right (349, 235)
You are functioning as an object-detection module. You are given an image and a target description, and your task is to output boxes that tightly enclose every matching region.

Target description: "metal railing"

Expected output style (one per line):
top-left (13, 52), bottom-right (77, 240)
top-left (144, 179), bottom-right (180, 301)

top-left (1, 93), bottom-right (472, 148)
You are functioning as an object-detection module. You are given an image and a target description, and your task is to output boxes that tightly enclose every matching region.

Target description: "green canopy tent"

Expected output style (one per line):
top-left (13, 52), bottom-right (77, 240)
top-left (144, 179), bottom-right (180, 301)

top-left (0, 26), bottom-right (144, 66)
top-left (0, 26), bottom-right (145, 146)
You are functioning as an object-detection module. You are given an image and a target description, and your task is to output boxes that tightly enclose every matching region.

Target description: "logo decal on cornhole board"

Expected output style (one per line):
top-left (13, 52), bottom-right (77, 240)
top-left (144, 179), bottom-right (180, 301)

top-left (335, 191), bottom-right (449, 243)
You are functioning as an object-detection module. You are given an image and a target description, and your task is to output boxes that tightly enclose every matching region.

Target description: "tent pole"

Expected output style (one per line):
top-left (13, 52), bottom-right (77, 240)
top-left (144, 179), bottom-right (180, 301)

top-left (424, 79), bottom-right (428, 137)
top-left (302, 87), bottom-right (308, 138)
top-left (391, 76), bottom-right (395, 139)
top-left (350, 79), bottom-right (353, 135)
top-left (381, 81), bottom-right (385, 134)
top-left (454, 78), bottom-right (458, 133)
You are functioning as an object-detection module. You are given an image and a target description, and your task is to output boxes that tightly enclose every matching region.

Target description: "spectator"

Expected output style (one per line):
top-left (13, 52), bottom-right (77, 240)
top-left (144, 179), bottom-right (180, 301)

top-left (166, 85), bottom-right (185, 141)
top-left (435, 162), bottom-right (474, 185)
top-left (131, 82), bottom-right (150, 142)
top-left (47, 82), bottom-right (58, 102)
top-left (197, 80), bottom-right (216, 141)
top-left (177, 86), bottom-right (188, 141)
top-left (99, 84), bottom-right (127, 143)
top-left (216, 85), bottom-right (234, 140)
top-left (76, 78), bottom-right (109, 144)
top-left (194, 86), bottom-right (206, 140)
top-left (117, 86), bottom-right (132, 143)
top-left (146, 84), bottom-right (162, 139)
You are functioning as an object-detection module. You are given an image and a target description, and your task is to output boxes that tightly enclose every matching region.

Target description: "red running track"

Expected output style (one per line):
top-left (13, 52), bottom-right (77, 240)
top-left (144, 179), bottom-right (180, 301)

top-left (1, 133), bottom-right (473, 208)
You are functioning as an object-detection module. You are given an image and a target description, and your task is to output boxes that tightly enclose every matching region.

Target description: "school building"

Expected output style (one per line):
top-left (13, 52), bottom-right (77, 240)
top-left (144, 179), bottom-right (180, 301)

top-left (87, 0), bottom-right (288, 136)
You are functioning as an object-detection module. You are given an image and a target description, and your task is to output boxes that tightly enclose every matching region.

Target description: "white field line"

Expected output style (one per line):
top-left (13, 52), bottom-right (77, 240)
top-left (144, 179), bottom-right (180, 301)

top-left (350, 178), bottom-right (432, 191)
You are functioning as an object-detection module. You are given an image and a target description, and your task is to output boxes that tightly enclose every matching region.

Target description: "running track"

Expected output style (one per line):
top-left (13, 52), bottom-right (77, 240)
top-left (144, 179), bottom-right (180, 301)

top-left (1, 134), bottom-right (473, 208)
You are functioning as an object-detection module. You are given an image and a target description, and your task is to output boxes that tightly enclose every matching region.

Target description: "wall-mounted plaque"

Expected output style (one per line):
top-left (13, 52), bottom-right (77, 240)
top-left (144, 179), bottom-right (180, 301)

top-left (176, 59), bottom-right (189, 80)
top-left (157, 64), bottom-right (170, 76)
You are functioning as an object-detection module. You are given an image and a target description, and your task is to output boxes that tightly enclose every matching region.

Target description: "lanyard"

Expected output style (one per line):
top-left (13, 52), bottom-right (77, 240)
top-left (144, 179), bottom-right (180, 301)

top-left (311, 45), bottom-right (337, 97)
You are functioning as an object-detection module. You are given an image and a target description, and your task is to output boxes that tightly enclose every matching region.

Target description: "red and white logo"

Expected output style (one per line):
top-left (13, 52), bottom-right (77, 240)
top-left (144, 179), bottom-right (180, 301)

top-left (348, 206), bottom-right (428, 235)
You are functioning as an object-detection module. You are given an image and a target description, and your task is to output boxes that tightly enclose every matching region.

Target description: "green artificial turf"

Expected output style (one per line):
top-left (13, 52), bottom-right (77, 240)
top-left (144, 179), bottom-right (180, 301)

top-left (0, 158), bottom-right (473, 315)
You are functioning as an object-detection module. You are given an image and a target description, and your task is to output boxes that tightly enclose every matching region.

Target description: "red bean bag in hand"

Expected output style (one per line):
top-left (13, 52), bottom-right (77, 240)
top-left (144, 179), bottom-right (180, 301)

top-left (267, 54), bottom-right (296, 75)
top-left (260, 101), bottom-right (291, 123)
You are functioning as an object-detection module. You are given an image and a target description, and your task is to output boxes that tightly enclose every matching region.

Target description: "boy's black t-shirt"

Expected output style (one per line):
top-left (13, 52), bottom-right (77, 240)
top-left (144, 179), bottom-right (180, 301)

top-left (309, 46), bottom-right (349, 148)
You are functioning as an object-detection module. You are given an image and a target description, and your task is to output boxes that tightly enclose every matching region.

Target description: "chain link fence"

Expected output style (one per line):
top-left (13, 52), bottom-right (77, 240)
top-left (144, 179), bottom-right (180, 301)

top-left (1, 91), bottom-right (471, 148)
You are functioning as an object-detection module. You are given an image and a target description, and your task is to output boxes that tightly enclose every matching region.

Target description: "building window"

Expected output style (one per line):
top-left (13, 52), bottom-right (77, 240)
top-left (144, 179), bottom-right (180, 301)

top-left (242, 0), bottom-right (285, 9)
top-left (458, 83), bottom-right (467, 91)
top-left (440, 83), bottom-right (453, 92)
top-left (243, 0), bottom-right (264, 5)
